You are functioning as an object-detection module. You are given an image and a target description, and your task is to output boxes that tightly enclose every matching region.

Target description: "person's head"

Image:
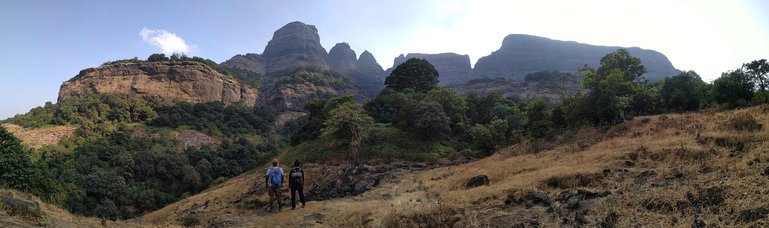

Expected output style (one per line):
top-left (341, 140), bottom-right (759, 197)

top-left (294, 159), bottom-right (300, 167)
top-left (272, 159), bottom-right (278, 167)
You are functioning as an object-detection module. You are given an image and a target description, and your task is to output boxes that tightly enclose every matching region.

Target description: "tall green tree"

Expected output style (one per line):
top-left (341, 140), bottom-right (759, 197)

top-left (322, 102), bottom-right (374, 159)
top-left (384, 58), bottom-right (439, 93)
top-left (744, 59), bottom-right (769, 91)
top-left (595, 48), bottom-right (647, 83)
top-left (711, 69), bottom-right (754, 108)
top-left (660, 71), bottom-right (706, 112)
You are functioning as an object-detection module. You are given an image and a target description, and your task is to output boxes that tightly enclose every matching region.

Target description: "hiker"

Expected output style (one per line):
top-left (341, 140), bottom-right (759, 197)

top-left (265, 159), bottom-right (284, 211)
top-left (289, 159), bottom-right (306, 209)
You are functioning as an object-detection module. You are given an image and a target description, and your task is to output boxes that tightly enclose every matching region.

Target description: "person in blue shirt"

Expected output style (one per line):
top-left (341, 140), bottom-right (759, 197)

top-left (265, 159), bottom-right (284, 212)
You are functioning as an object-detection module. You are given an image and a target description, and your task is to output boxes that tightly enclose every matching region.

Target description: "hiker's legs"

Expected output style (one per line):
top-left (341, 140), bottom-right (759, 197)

top-left (268, 187), bottom-right (276, 210)
top-left (298, 186), bottom-right (305, 207)
top-left (291, 187), bottom-right (297, 208)
top-left (276, 186), bottom-right (283, 209)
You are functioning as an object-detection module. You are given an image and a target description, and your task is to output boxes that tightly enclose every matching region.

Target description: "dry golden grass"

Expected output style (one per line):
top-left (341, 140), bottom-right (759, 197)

top-left (10, 105), bottom-right (769, 227)
top-left (135, 106), bottom-right (769, 227)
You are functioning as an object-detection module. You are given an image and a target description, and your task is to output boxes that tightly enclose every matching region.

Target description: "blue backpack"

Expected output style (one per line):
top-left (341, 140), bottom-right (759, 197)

top-left (269, 167), bottom-right (283, 186)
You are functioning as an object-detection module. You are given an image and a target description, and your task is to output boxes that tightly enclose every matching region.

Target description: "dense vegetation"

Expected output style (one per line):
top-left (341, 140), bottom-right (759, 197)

top-left (1, 94), bottom-right (277, 219)
top-left (287, 53), bottom-right (769, 162)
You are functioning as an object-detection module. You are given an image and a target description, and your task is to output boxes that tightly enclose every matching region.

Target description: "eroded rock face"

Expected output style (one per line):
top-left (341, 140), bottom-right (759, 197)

top-left (262, 21), bottom-right (329, 74)
top-left (358, 50), bottom-right (385, 79)
top-left (221, 53), bottom-right (265, 75)
top-left (474, 34), bottom-right (680, 81)
top-left (386, 53), bottom-right (477, 86)
top-left (327, 43), bottom-right (359, 75)
top-left (58, 61), bottom-right (259, 106)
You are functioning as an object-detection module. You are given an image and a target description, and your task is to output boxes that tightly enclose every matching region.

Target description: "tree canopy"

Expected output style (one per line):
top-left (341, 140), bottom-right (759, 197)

top-left (384, 58), bottom-right (439, 93)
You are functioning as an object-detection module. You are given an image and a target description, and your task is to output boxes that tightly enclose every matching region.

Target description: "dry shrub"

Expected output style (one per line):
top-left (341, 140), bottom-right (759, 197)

top-left (383, 206), bottom-right (467, 228)
top-left (541, 173), bottom-right (603, 189)
top-left (725, 113), bottom-right (762, 132)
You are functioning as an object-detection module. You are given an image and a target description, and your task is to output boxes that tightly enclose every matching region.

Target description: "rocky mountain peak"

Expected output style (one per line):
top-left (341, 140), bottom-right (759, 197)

top-left (262, 21), bottom-right (329, 74)
top-left (357, 50), bottom-right (384, 77)
top-left (327, 42), bottom-right (359, 75)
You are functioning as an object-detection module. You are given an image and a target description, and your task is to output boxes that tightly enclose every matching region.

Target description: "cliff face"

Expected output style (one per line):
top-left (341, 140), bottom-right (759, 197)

top-left (262, 21), bottom-right (329, 74)
top-left (220, 53), bottom-right (265, 75)
top-left (474, 34), bottom-right (680, 81)
top-left (386, 53), bottom-right (477, 86)
top-left (58, 61), bottom-right (259, 106)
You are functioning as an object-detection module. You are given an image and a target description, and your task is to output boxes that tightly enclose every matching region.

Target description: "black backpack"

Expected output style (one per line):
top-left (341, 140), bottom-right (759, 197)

top-left (290, 167), bottom-right (303, 186)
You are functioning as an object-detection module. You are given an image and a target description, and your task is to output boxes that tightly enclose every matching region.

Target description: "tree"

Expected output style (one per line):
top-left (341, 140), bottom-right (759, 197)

top-left (711, 69), bottom-right (754, 108)
top-left (322, 102), bottom-right (374, 159)
top-left (384, 58), bottom-right (439, 93)
top-left (425, 88), bottom-right (467, 124)
top-left (660, 71), bottom-right (706, 111)
top-left (524, 98), bottom-right (552, 138)
top-left (147, 53), bottom-right (169, 62)
top-left (744, 59), bottom-right (769, 91)
top-left (595, 48), bottom-right (647, 83)
top-left (577, 49), bottom-right (647, 125)
top-left (412, 101), bottom-right (452, 140)
top-left (0, 127), bottom-right (36, 192)
top-left (470, 117), bottom-right (509, 154)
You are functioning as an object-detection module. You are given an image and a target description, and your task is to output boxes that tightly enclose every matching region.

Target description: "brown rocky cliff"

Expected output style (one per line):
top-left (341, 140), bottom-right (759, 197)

top-left (58, 61), bottom-right (259, 106)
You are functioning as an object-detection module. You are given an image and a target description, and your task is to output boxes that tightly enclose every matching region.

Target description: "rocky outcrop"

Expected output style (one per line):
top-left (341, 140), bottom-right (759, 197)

top-left (475, 34), bottom-right (680, 81)
top-left (262, 21), bottom-right (329, 74)
top-left (386, 53), bottom-right (477, 86)
top-left (358, 50), bottom-right (385, 79)
top-left (327, 43), bottom-right (359, 75)
top-left (58, 61), bottom-right (259, 106)
top-left (220, 53), bottom-right (265, 75)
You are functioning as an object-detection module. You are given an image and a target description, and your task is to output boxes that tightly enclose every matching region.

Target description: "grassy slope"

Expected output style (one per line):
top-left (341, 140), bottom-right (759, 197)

top-left (7, 106), bottom-right (769, 227)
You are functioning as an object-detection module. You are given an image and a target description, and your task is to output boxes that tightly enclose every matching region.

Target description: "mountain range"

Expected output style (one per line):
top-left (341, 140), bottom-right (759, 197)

top-left (59, 21), bottom-right (680, 118)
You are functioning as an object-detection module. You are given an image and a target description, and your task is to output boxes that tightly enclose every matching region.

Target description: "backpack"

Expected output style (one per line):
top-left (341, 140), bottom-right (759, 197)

top-left (290, 167), bottom-right (303, 186)
top-left (269, 167), bottom-right (282, 186)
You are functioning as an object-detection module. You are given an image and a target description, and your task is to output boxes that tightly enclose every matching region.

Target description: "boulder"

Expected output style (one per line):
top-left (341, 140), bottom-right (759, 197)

top-left (465, 175), bottom-right (490, 189)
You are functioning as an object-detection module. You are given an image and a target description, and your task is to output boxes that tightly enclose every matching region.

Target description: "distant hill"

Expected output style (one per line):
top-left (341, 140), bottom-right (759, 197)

top-left (475, 34), bottom-right (680, 82)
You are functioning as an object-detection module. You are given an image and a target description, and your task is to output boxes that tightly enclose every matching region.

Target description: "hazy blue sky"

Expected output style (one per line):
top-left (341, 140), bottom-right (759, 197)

top-left (1, 0), bottom-right (768, 119)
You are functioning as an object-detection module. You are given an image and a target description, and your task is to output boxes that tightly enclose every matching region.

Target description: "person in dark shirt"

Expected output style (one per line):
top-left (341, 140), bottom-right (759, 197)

top-left (288, 159), bottom-right (306, 209)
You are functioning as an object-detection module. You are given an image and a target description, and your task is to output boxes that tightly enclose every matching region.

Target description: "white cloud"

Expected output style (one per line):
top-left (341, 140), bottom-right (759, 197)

top-left (139, 28), bottom-right (190, 54)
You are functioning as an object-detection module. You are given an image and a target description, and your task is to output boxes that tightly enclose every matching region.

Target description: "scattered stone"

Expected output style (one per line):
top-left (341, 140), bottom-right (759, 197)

top-left (697, 187), bottom-right (724, 207)
top-left (599, 212), bottom-right (618, 228)
top-left (0, 194), bottom-right (43, 218)
top-left (524, 192), bottom-right (552, 207)
top-left (641, 117), bottom-right (651, 124)
top-left (692, 217), bottom-right (706, 228)
top-left (739, 206), bottom-right (769, 222)
top-left (624, 160), bottom-right (635, 166)
top-left (763, 166), bottom-right (769, 176)
top-left (465, 175), bottom-right (490, 189)
top-left (602, 168), bottom-right (611, 176)
top-left (566, 196), bottom-right (581, 209)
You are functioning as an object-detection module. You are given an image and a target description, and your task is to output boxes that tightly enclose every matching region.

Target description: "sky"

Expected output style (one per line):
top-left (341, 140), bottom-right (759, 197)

top-left (1, 0), bottom-right (768, 119)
